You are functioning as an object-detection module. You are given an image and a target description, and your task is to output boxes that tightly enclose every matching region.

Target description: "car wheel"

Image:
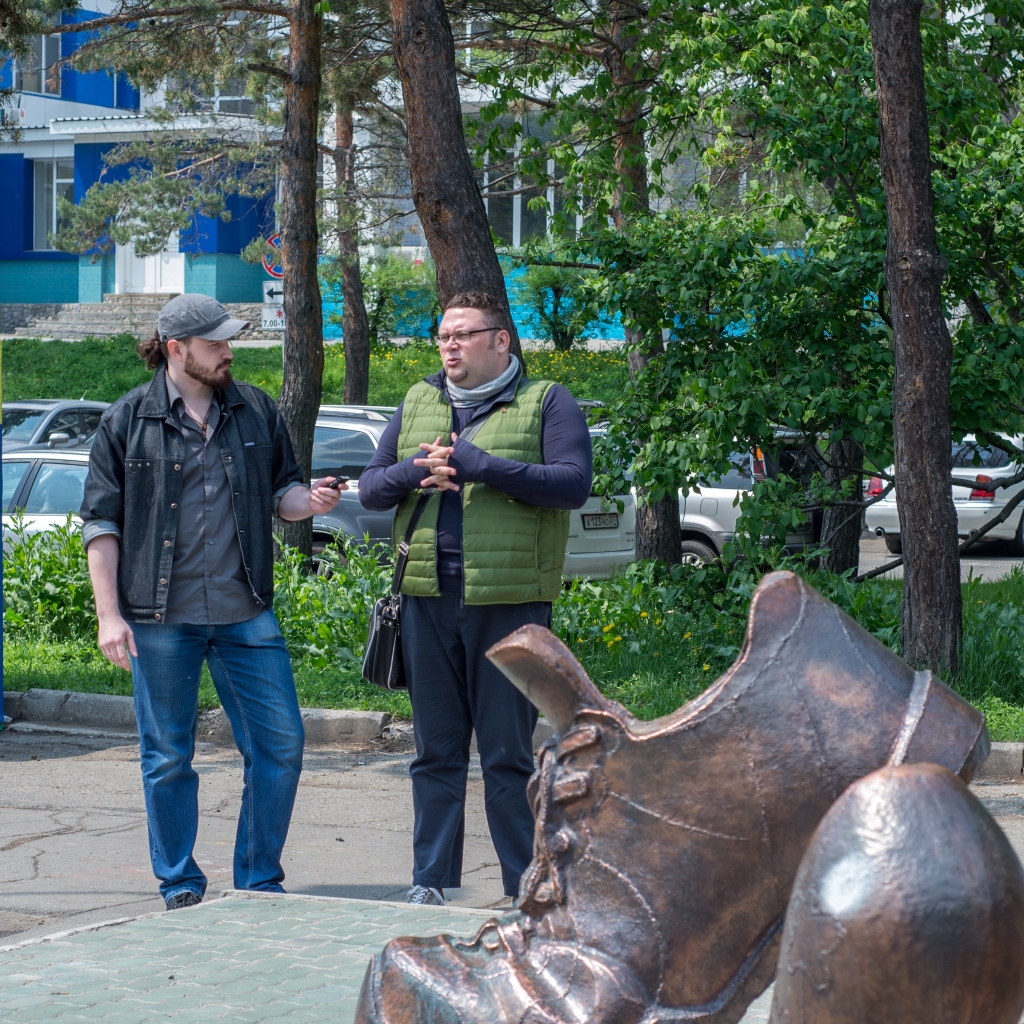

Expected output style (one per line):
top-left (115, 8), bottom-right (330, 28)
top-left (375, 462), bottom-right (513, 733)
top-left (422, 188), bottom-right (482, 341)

top-left (680, 539), bottom-right (717, 566)
top-left (883, 534), bottom-right (903, 555)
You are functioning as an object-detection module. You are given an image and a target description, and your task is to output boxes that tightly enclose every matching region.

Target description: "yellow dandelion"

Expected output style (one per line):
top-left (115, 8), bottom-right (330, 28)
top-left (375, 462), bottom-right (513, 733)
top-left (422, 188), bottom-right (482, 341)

top-left (655, 618), bottom-right (662, 626)
top-left (703, 664), bottom-right (711, 672)
top-left (640, 611), bottom-right (648, 618)
top-left (614, 636), bottom-right (622, 642)
top-left (603, 623), bottom-right (615, 633)
top-left (683, 631), bottom-right (692, 639)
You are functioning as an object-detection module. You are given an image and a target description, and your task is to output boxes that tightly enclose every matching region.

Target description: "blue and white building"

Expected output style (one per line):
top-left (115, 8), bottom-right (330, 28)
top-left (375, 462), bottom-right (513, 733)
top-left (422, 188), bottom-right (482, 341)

top-left (1, 8), bottom-right (273, 306)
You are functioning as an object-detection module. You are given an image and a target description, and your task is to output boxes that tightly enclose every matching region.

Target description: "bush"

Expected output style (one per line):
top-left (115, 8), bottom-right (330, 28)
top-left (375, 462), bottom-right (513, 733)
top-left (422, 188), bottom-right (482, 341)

top-left (511, 264), bottom-right (601, 350)
top-left (4, 519), bottom-right (1023, 738)
top-left (3, 513), bottom-right (97, 642)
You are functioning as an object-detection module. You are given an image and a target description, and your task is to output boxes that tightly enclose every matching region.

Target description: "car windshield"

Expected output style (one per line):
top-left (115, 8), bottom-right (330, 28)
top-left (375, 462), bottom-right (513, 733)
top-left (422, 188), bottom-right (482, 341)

top-left (312, 425), bottom-right (378, 480)
top-left (697, 453), bottom-right (754, 490)
top-left (23, 462), bottom-right (89, 515)
top-left (952, 441), bottom-right (1012, 469)
top-left (2, 409), bottom-right (48, 441)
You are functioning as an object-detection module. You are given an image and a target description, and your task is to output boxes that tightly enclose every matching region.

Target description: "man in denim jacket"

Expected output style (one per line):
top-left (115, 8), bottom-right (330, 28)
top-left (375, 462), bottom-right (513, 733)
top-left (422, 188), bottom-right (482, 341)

top-left (81, 294), bottom-right (343, 910)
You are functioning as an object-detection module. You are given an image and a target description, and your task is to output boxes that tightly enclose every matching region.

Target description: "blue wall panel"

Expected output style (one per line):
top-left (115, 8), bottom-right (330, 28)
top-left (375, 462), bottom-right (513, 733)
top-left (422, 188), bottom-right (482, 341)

top-left (0, 260), bottom-right (78, 302)
top-left (181, 191), bottom-right (275, 256)
top-left (0, 155), bottom-right (27, 259)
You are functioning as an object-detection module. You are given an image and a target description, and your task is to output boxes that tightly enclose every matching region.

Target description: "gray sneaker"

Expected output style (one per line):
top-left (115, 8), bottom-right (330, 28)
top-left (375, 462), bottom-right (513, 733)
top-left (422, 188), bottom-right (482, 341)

top-left (407, 885), bottom-right (444, 906)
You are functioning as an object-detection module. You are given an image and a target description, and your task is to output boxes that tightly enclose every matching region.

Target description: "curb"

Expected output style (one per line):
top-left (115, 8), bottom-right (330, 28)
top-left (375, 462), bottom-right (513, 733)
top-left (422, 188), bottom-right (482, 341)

top-left (974, 742), bottom-right (1024, 782)
top-left (197, 707), bottom-right (390, 747)
top-left (3, 688), bottom-right (391, 747)
top-left (3, 689), bottom-right (1022, 780)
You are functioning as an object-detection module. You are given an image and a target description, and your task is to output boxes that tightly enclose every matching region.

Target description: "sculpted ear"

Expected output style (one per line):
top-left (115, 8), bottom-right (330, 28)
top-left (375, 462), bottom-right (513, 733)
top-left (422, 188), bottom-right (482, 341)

top-left (486, 625), bottom-right (615, 735)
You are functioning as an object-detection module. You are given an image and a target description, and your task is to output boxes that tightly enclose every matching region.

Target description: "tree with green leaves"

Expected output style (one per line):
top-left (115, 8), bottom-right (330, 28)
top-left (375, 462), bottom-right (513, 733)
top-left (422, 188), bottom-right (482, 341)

top-left (8, 0), bottom-right (396, 554)
top-left (462, 0), bottom-right (1024, 675)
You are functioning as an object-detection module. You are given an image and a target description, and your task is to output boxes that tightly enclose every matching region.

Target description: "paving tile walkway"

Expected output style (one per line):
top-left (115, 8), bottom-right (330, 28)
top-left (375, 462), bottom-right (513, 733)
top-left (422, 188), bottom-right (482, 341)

top-left (0, 890), bottom-right (774, 1024)
top-left (0, 892), bottom-right (495, 1023)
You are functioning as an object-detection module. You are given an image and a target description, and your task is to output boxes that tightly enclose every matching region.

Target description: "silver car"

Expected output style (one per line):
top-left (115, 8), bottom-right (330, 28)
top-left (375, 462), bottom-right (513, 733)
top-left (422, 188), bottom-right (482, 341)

top-left (677, 440), bottom-right (821, 564)
top-left (865, 435), bottom-right (1024, 554)
top-left (2, 400), bottom-right (110, 452)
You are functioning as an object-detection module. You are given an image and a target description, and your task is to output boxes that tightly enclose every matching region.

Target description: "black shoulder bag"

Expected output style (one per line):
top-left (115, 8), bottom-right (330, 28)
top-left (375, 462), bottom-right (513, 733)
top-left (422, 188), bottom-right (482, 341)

top-left (361, 486), bottom-right (436, 691)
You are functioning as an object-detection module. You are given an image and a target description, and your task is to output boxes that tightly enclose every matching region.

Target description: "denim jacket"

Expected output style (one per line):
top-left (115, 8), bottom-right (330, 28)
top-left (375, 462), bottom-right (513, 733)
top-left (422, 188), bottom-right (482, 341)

top-left (80, 364), bottom-right (304, 623)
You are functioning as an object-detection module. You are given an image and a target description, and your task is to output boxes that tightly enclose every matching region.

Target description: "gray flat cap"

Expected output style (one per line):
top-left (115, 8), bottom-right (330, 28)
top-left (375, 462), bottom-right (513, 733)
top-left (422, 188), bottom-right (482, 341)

top-left (158, 293), bottom-right (250, 342)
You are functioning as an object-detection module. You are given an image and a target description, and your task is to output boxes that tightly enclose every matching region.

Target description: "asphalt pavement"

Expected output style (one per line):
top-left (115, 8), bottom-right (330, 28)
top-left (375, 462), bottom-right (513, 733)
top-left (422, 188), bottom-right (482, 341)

top-left (0, 727), bottom-right (510, 946)
top-left (858, 535), bottom-right (1024, 580)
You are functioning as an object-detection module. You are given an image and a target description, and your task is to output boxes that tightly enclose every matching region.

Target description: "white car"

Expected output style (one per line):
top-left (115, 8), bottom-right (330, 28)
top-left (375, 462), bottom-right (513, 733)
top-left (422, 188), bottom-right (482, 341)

top-left (2, 445), bottom-right (92, 546)
top-left (865, 435), bottom-right (1024, 554)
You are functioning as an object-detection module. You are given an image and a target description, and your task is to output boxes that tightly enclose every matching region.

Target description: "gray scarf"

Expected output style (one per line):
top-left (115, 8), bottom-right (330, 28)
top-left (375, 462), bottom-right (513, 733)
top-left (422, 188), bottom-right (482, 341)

top-left (446, 355), bottom-right (520, 408)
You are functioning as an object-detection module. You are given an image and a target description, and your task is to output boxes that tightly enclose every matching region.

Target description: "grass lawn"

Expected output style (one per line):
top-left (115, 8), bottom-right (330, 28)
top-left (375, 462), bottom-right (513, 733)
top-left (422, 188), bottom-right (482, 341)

top-left (1, 337), bottom-right (629, 407)
top-left (7, 572), bottom-right (1024, 741)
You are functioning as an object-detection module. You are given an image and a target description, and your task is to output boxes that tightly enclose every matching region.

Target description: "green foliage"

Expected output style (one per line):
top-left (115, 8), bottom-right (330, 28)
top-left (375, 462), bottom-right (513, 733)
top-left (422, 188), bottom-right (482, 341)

top-left (323, 253), bottom-right (441, 345)
top-left (3, 513), bottom-right (97, 642)
top-left (2, 337), bottom-right (629, 407)
top-left (4, 528), bottom-right (1023, 735)
top-left (511, 264), bottom-right (601, 350)
top-left (272, 536), bottom-right (391, 670)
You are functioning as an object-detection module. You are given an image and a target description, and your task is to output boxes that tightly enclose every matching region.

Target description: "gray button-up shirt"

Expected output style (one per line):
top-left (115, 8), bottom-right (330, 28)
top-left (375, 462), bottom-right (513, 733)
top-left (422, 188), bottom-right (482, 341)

top-left (163, 377), bottom-right (262, 625)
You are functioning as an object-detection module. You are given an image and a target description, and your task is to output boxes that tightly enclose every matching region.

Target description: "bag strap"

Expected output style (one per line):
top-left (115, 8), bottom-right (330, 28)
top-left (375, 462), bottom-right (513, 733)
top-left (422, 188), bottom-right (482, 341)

top-left (390, 486), bottom-right (436, 597)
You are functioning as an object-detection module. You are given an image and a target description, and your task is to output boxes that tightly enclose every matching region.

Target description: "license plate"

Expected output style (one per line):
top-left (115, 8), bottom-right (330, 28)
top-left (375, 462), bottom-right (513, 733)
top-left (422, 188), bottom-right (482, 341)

top-left (582, 513), bottom-right (619, 530)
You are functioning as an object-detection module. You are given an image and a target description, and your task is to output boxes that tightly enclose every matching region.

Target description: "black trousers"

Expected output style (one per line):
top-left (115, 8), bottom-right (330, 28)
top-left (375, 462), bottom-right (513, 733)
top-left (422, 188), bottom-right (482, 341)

top-left (400, 593), bottom-right (548, 897)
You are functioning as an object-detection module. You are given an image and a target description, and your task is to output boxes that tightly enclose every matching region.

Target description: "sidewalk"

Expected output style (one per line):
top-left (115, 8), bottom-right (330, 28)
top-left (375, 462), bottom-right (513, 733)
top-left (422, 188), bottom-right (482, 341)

top-left (0, 890), bottom-right (773, 1024)
top-left (1, 726), bottom-right (1020, 1023)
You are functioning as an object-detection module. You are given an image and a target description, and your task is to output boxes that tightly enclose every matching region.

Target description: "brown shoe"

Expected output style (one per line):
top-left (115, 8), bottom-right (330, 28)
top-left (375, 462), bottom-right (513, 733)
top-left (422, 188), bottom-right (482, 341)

top-left (356, 571), bottom-right (989, 1024)
top-left (770, 762), bottom-right (1024, 1024)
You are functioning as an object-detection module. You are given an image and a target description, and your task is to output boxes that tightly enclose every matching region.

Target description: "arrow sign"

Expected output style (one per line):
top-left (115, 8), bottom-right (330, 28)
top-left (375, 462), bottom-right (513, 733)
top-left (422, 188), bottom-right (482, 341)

top-left (262, 280), bottom-right (285, 303)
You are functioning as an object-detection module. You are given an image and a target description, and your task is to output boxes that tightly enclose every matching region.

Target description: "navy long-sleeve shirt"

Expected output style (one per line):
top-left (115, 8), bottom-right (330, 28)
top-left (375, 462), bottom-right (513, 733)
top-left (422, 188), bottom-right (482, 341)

top-left (359, 372), bottom-right (592, 590)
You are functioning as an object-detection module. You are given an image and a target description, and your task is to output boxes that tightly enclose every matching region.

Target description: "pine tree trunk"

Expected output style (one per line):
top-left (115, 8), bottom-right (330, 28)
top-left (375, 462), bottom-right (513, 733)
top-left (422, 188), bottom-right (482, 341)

top-left (387, 0), bottom-right (523, 365)
top-left (335, 106), bottom-right (370, 405)
top-left (820, 437), bottom-right (863, 574)
top-left (869, 0), bottom-right (961, 674)
top-left (277, 0), bottom-right (324, 557)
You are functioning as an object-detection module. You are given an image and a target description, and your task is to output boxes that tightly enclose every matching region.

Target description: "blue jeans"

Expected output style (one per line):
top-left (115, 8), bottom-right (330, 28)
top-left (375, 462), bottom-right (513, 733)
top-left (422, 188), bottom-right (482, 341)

top-left (129, 610), bottom-right (304, 902)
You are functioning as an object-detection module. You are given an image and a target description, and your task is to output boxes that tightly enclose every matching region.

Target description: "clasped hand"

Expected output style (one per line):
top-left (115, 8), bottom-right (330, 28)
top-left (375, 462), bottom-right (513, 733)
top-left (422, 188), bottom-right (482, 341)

top-left (414, 433), bottom-right (460, 491)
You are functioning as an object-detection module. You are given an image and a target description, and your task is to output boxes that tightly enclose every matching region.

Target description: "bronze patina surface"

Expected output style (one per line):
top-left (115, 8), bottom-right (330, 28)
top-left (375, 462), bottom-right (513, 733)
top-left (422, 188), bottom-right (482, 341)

top-left (355, 570), bottom-right (989, 1024)
top-left (770, 762), bottom-right (1024, 1024)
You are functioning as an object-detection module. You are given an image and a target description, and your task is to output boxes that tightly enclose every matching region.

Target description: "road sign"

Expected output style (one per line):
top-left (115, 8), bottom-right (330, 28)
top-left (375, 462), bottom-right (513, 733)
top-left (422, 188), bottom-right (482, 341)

top-left (262, 234), bottom-right (283, 278)
top-left (262, 280), bottom-right (285, 303)
top-left (262, 305), bottom-right (286, 331)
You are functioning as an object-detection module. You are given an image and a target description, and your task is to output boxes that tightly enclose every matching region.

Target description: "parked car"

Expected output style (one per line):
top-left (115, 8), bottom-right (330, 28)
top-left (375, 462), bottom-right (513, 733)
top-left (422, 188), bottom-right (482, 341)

top-left (2, 400), bottom-right (110, 452)
top-left (311, 407), bottom-right (399, 554)
top-left (865, 435), bottom-right (1024, 554)
top-left (2, 444), bottom-right (92, 545)
top-left (2, 404), bottom-right (637, 579)
top-left (677, 434), bottom-right (823, 563)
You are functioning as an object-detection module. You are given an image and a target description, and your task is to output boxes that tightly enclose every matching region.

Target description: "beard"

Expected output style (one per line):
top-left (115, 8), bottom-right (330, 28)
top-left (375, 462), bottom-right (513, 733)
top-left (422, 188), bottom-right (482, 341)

top-left (184, 348), bottom-right (233, 389)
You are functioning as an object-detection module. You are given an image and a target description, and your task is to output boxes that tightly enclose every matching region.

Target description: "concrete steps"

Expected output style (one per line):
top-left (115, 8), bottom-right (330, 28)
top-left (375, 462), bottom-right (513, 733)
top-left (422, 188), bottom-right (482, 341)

top-left (11, 295), bottom-right (284, 342)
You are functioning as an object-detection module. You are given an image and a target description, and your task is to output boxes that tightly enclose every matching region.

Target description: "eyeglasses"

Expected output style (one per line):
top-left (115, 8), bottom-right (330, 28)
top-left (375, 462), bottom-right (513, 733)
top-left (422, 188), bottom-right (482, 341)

top-left (436, 327), bottom-right (501, 347)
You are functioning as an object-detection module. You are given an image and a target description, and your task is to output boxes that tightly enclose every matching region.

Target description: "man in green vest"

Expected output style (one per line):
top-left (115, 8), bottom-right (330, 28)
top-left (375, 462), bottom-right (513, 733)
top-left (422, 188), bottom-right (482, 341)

top-left (359, 291), bottom-right (593, 906)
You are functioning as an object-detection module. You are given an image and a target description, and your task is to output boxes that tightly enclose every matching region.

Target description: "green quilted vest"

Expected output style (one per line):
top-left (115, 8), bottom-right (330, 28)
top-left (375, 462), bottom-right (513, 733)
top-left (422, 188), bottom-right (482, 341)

top-left (393, 378), bottom-right (570, 604)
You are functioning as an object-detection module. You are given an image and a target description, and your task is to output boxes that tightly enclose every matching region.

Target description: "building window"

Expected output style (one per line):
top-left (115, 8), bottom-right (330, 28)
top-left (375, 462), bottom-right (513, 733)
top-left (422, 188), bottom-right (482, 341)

top-left (216, 75), bottom-right (254, 115)
top-left (34, 160), bottom-right (74, 251)
top-left (16, 27), bottom-right (61, 96)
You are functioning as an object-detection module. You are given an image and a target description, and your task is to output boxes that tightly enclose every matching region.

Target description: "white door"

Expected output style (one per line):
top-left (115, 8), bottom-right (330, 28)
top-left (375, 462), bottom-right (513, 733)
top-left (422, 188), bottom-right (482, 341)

top-left (116, 233), bottom-right (184, 294)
